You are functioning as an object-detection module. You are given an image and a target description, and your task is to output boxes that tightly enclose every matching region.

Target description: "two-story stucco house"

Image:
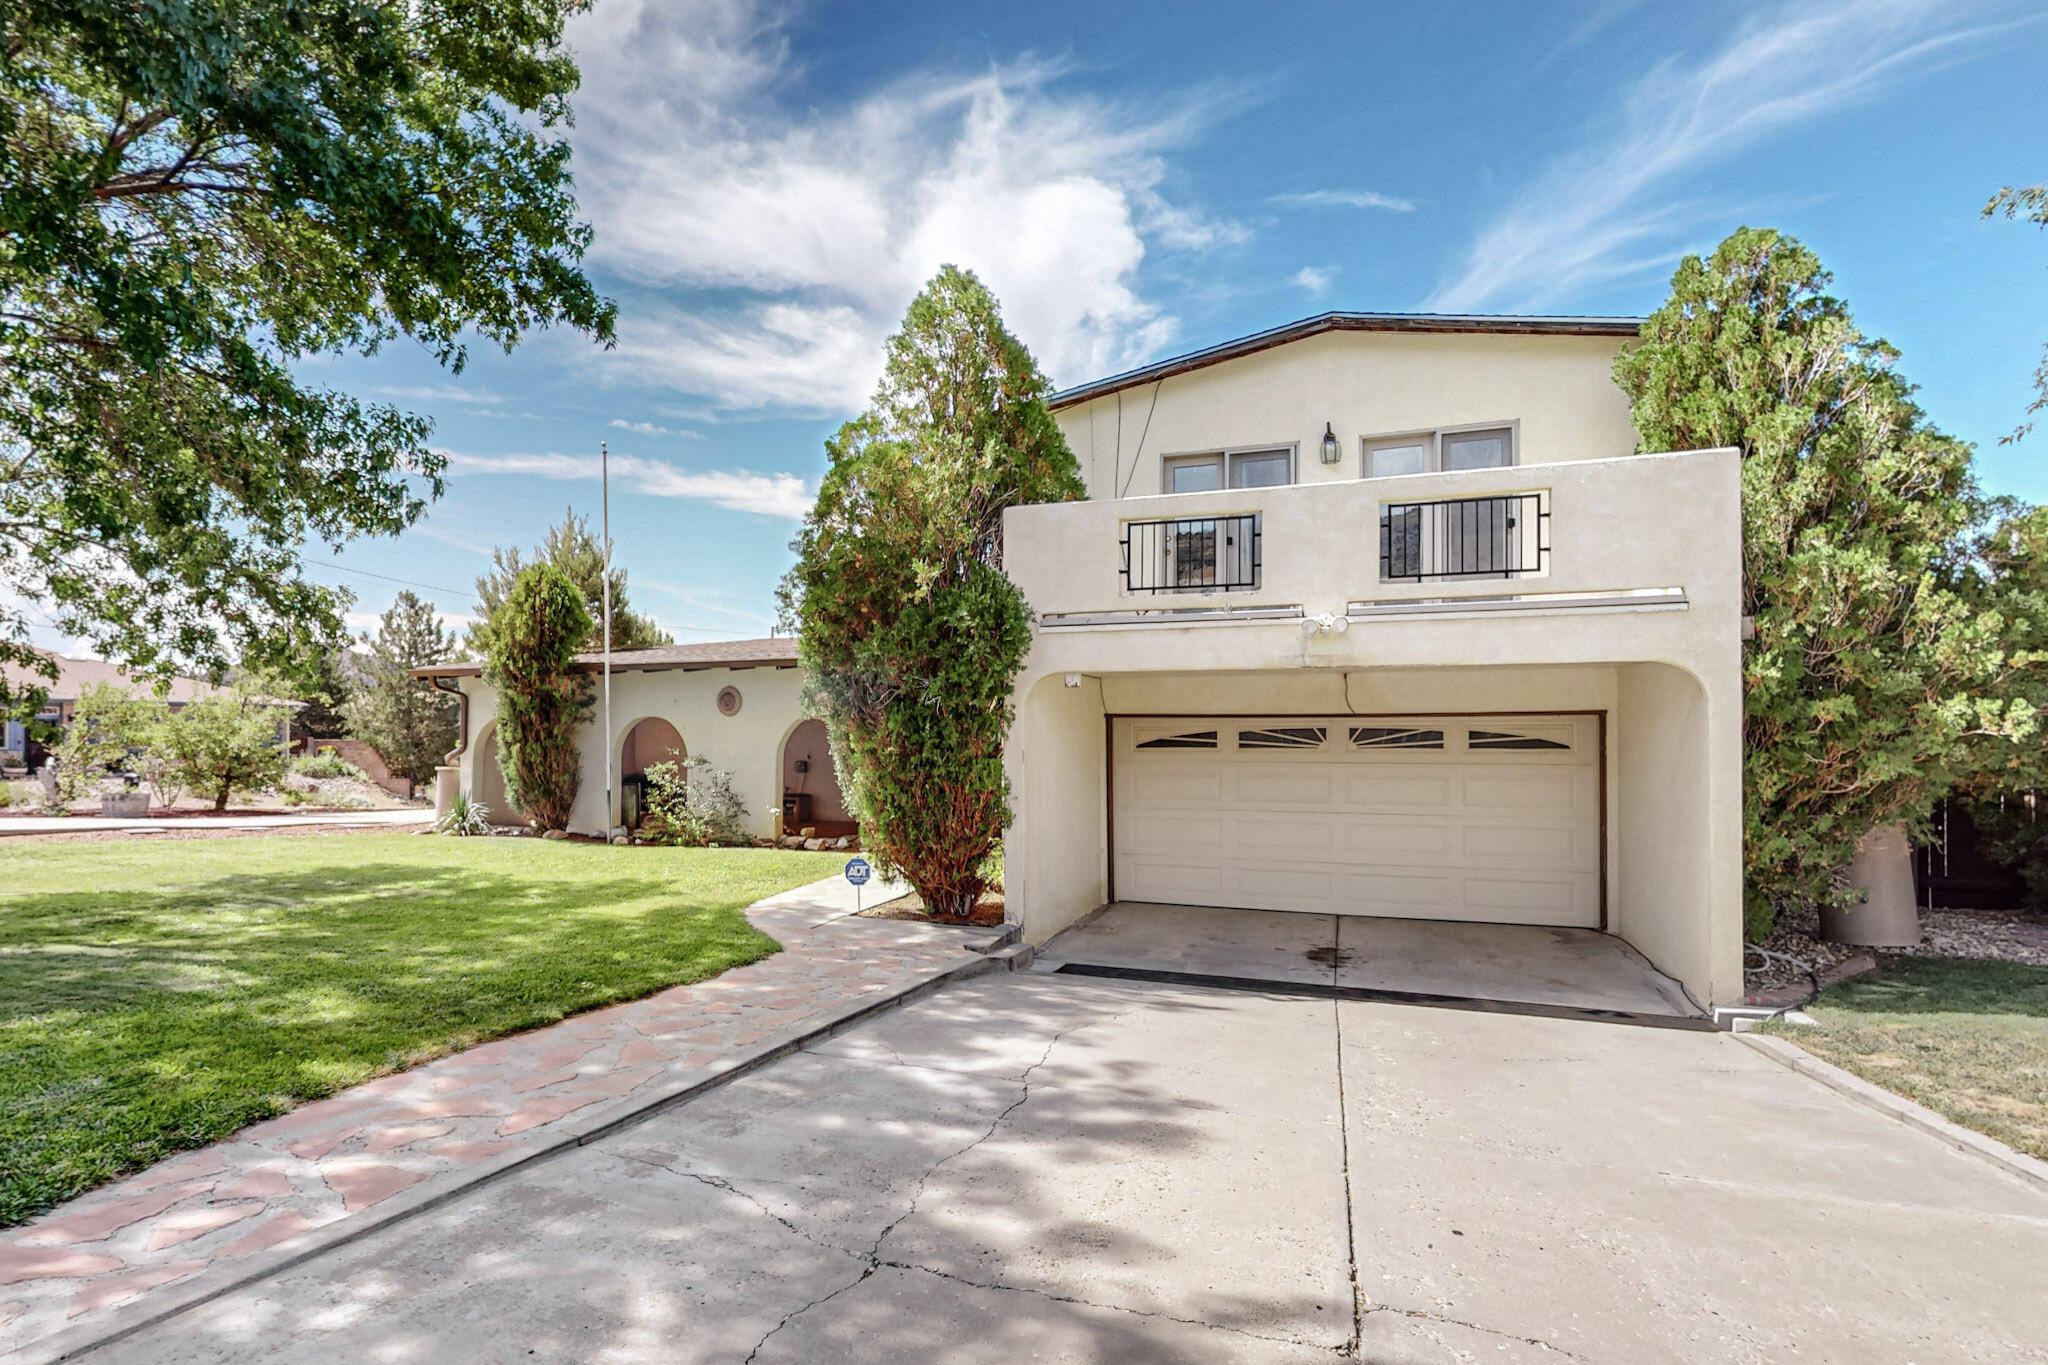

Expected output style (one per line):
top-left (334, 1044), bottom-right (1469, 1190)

top-left (999, 312), bottom-right (1743, 1009)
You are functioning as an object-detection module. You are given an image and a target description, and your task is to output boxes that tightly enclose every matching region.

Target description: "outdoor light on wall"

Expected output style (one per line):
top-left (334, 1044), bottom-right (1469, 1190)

top-left (1320, 422), bottom-right (1341, 464)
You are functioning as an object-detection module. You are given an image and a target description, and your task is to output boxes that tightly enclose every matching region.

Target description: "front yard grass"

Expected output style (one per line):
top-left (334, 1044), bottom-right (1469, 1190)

top-left (1762, 957), bottom-right (2048, 1161)
top-left (0, 833), bottom-right (842, 1226)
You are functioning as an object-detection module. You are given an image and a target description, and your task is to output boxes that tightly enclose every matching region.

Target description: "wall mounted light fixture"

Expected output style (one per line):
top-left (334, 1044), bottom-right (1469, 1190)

top-left (1321, 422), bottom-right (1341, 464)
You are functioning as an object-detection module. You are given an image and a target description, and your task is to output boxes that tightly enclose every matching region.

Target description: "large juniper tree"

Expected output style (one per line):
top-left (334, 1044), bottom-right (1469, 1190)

top-left (1616, 227), bottom-right (2043, 937)
top-left (0, 0), bottom-right (615, 713)
top-left (783, 266), bottom-right (1085, 918)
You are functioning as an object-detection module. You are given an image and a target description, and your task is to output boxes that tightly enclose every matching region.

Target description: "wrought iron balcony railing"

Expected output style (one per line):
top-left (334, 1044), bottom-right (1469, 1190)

top-left (1121, 513), bottom-right (1261, 594)
top-left (1380, 492), bottom-right (1548, 582)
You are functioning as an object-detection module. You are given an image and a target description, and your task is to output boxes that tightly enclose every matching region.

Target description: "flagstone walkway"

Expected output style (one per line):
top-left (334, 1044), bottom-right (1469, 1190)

top-left (0, 875), bottom-right (1010, 1364)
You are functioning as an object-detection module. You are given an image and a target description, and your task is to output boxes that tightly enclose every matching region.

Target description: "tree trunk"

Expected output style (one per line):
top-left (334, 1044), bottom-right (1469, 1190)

top-left (1819, 822), bottom-right (1921, 947)
top-left (213, 781), bottom-right (230, 812)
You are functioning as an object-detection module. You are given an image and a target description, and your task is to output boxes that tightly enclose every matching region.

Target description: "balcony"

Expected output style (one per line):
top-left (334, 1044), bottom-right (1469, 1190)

top-left (1379, 492), bottom-right (1548, 582)
top-left (1002, 448), bottom-right (1740, 630)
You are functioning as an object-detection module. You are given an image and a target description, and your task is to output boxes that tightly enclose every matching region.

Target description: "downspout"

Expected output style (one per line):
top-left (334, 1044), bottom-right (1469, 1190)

top-left (432, 676), bottom-right (469, 763)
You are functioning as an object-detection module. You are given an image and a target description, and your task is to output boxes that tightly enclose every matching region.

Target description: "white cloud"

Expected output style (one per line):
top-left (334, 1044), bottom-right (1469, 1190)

top-left (375, 384), bottom-right (503, 407)
top-left (607, 418), bottom-right (701, 439)
top-left (443, 449), bottom-right (812, 519)
top-left (1292, 266), bottom-right (1337, 297)
top-left (1269, 189), bottom-right (1415, 213)
top-left (563, 0), bottom-right (1236, 408)
top-left (1429, 0), bottom-right (2033, 312)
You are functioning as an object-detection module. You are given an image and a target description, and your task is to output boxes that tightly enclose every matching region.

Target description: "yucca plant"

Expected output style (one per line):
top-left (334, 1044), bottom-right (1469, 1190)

top-left (436, 792), bottom-right (493, 836)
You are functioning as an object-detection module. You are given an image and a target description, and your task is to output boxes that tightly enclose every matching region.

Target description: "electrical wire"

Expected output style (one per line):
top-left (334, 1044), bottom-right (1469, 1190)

top-left (301, 558), bottom-right (479, 603)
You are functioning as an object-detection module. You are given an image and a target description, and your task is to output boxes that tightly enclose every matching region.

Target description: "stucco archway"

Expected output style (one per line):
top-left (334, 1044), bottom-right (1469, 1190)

top-left (780, 718), bottom-right (851, 834)
top-left (472, 722), bottom-right (526, 827)
top-left (619, 717), bottom-right (685, 831)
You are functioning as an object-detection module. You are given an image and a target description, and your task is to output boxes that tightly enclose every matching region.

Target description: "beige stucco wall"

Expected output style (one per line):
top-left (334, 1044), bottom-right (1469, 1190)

top-left (1001, 435), bottom-right (1746, 1004)
top-left (1053, 330), bottom-right (1640, 499)
top-left (453, 663), bottom-right (827, 839)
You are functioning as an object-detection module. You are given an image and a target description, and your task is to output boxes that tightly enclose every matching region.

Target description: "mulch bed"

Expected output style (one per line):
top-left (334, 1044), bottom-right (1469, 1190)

top-left (857, 889), bottom-right (1007, 927)
top-left (1747, 903), bottom-right (2048, 999)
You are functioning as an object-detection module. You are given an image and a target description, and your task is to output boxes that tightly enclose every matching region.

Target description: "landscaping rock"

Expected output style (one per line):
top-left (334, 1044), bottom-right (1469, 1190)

top-left (833, 836), bottom-right (851, 850)
top-left (778, 835), bottom-right (805, 849)
top-left (799, 826), bottom-right (816, 838)
top-left (540, 829), bottom-right (569, 841)
top-left (99, 791), bottom-right (149, 818)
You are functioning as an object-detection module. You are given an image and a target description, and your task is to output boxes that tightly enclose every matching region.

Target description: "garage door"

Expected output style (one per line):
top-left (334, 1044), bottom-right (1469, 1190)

top-left (1111, 715), bottom-right (1601, 927)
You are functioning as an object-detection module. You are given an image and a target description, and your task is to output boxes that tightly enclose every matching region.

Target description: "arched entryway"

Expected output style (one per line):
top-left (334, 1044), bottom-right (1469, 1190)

top-left (780, 719), bottom-right (852, 836)
top-left (472, 723), bottom-right (526, 826)
top-left (619, 717), bottom-right (685, 832)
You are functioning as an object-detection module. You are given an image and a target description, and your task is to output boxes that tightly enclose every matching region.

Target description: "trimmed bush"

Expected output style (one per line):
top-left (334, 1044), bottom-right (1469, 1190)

top-left (481, 564), bottom-right (592, 830)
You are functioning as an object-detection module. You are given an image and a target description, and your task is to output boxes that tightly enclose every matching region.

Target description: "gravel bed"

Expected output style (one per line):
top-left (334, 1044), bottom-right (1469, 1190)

top-left (1747, 904), bottom-right (2048, 995)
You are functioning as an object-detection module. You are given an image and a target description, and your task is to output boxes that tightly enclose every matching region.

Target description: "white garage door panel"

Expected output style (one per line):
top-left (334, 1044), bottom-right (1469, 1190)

top-left (1113, 715), bottom-right (1601, 927)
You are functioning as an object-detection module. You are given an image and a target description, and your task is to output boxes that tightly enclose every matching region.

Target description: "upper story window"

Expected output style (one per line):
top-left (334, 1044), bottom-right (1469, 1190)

top-left (1163, 447), bottom-right (1294, 494)
top-left (1363, 423), bottom-right (1516, 479)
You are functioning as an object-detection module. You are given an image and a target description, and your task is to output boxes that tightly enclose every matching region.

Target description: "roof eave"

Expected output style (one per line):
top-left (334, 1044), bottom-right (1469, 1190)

top-left (1046, 311), bottom-right (1645, 410)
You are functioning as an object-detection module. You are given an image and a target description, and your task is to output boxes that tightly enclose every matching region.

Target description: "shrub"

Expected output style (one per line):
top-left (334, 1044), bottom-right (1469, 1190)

top-left (481, 564), bottom-right (592, 830)
top-left (436, 792), bottom-right (494, 836)
top-left (782, 266), bottom-right (1084, 917)
top-left (640, 756), bottom-right (749, 846)
top-left (292, 746), bottom-right (367, 781)
top-left (0, 750), bottom-right (23, 770)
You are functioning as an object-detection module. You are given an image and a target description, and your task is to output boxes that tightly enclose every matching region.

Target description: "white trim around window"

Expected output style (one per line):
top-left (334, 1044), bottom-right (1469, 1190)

top-left (1361, 420), bottom-right (1519, 479)
top-left (1160, 444), bottom-right (1298, 495)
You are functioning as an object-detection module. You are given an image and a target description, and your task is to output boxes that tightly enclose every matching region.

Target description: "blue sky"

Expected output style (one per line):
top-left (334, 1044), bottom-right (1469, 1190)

top-left (50, 0), bottom-right (2048, 652)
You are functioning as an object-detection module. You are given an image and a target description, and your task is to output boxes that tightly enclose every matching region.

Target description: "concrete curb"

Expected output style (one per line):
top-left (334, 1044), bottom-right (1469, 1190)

top-left (11, 950), bottom-right (1002, 1365)
top-left (1734, 1032), bottom-right (2048, 1197)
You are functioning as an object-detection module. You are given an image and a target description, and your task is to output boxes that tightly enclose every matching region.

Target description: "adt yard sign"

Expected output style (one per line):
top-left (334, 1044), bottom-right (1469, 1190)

top-left (844, 856), bottom-right (872, 913)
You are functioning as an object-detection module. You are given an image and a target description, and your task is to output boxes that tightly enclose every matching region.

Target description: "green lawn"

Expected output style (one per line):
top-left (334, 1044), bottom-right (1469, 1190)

top-left (1762, 957), bottom-right (2048, 1161)
top-left (0, 834), bottom-right (843, 1226)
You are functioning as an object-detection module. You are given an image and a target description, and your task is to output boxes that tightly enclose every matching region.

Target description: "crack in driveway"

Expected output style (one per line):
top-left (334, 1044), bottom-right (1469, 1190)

top-left (878, 1258), bottom-right (1351, 1352)
top-left (1359, 1301), bottom-right (1588, 1359)
top-left (739, 1007), bottom-right (1134, 1362)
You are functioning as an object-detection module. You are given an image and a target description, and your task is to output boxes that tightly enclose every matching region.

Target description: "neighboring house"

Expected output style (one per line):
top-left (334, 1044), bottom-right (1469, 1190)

top-left (998, 312), bottom-right (1743, 1008)
top-left (0, 649), bottom-right (256, 767)
top-left (418, 638), bottom-right (850, 839)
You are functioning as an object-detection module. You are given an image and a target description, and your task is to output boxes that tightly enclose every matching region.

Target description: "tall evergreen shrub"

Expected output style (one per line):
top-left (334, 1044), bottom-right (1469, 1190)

top-left (783, 266), bottom-right (1086, 916)
top-left (482, 564), bottom-right (592, 830)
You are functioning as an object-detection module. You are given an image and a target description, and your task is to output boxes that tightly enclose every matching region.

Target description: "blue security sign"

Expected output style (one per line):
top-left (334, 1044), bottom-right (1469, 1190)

top-left (843, 857), bottom-right (872, 886)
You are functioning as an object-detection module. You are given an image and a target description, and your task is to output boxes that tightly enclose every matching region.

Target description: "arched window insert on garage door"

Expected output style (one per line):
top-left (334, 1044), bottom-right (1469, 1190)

top-left (1349, 726), bottom-right (1445, 750)
top-left (1468, 728), bottom-right (1573, 751)
top-left (1235, 726), bottom-right (1327, 750)
top-left (1134, 728), bottom-right (1219, 750)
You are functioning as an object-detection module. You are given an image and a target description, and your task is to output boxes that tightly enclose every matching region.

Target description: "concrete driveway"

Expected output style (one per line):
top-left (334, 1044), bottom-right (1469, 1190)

top-left (83, 974), bottom-right (2048, 1364)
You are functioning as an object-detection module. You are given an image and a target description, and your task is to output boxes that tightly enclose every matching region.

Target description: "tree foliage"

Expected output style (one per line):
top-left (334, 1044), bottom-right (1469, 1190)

top-left (0, 0), bottom-right (615, 713)
top-left (340, 591), bottom-right (460, 796)
top-left (782, 266), bottom-right (1085, 917)
top-left (467, 510), bottom-right (670, 657)
top-left (481, 563), bottom-right (590, 830)
top-left (1616, 227), bottom-right (2045, 936)
top-left (1987, 183), bottom-right (2048, 442)
top-left (153, 682), bottom-right (291, 811)
top-left (40, 680), bottom-right (157, 807)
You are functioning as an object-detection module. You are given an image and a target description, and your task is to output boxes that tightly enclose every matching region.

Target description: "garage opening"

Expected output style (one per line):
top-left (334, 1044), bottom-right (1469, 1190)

top-left (1110, 714), bottom-right (1601, 927)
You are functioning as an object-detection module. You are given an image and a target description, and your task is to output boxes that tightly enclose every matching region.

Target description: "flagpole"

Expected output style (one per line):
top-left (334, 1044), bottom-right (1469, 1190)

top-left (602, 439), bottom-right (614, 843)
